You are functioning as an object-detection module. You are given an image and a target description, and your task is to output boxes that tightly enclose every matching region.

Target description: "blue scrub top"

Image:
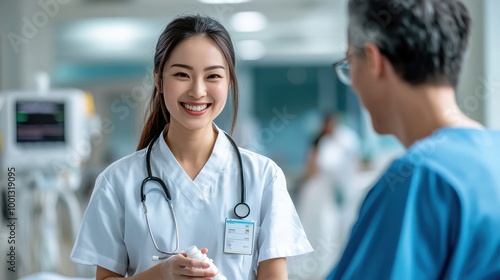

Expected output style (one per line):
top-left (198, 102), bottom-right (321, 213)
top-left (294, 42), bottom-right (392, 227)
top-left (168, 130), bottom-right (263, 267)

top-left (327, 128), bottom-right (500, 280)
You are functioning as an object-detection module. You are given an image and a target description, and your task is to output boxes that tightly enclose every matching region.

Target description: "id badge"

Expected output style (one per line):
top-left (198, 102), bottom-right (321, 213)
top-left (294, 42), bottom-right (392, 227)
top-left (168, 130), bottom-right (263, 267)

top-left (223, 219), bottom-right (255, 255)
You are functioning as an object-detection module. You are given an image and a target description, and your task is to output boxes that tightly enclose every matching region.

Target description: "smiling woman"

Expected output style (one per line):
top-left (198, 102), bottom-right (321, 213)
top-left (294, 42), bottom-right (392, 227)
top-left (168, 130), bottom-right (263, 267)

top-left (160, 37), bottom-right (230, 132)
top-left (70, 14), bottom-right (313, 280)
top-left (137, 15), bottom-right (240, 150)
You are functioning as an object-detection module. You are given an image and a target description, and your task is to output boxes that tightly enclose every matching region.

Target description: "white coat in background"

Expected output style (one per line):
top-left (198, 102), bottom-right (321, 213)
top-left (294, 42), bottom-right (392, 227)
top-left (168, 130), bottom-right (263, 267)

top-left (295, 124), bottom-right (360, 279)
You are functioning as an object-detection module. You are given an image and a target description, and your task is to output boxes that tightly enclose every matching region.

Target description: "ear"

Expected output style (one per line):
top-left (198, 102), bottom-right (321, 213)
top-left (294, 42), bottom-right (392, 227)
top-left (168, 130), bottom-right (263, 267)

top-left (153, 70), bottom-right (161, 92)
top-left (364, 43), bottom-right (385, 81)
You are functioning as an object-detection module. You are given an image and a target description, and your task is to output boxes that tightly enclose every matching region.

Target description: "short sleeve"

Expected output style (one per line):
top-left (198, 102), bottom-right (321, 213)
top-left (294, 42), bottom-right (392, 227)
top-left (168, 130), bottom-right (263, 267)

top-left (327, 160), bottom-right (461, 280)
top-left (390, 165), bottom-right (461, 278)
top-left (257, 166), bottom-right (313, 264)
top-left (70, 174), bottom-right (128, 275)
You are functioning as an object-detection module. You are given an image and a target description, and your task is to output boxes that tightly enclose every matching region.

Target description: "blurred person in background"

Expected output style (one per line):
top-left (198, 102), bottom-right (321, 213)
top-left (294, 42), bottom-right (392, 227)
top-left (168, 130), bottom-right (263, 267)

top-left (295, 113), bottom-right (360, 279)
top-left (328, 0), bottom-right (500, 279)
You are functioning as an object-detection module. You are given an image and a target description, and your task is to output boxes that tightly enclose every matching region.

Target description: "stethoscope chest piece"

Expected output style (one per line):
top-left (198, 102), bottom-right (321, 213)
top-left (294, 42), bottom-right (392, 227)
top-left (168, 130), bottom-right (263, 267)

top-left (234, 202), bottom-right (250, 219)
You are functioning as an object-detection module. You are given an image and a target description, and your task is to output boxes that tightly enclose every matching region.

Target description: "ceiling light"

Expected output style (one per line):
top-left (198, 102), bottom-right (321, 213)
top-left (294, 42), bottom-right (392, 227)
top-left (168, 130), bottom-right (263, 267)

top-left (198, 0), bottom-right (251, 4)
top-left (230, 11), bottom-right (267, 32)
top-left (237, 40), bottom-right (266, 60)
top-left (63, 19), bottom-right (152, 53)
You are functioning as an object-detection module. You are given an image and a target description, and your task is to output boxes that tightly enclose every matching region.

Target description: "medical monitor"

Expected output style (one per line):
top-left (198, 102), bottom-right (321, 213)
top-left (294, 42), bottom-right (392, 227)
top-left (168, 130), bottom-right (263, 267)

top-left (0, 89), bottom-right (90, 171)
top-left (16, 101), bottom-right (66, 144)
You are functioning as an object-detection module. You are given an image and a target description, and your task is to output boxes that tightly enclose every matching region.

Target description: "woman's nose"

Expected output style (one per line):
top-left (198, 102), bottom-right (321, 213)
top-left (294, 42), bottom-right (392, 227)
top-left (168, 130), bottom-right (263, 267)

top-left (188, 78), bottom-right (207, 99)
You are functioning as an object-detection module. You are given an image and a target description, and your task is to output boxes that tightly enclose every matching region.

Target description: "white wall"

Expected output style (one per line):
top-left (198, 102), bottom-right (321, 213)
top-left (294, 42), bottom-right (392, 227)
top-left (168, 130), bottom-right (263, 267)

top-left (458, 0), bottom-right (485, 124)
top-left (0, 1), bottom-right (23, 90)
top-left (0, 0), bottom-right (61, 91)
top-left (459, 0), bottom-right (500, 129)
top-left (485, 0), bottom-right (500, 129)
top-left (18, 0), bottom-right (56, 90)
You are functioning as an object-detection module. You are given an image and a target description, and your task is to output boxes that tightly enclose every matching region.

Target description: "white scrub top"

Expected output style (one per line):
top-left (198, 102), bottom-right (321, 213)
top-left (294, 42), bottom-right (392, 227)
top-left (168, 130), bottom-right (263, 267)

top-left (71, 125), bottom-right (313, 279)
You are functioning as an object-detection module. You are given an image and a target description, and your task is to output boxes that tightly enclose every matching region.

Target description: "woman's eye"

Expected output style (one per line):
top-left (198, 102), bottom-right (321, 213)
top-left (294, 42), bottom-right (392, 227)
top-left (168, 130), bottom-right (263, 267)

top-left (174, 72), bottom-right (189, 78)
top-left (207, 74), bottom-right (222, 79)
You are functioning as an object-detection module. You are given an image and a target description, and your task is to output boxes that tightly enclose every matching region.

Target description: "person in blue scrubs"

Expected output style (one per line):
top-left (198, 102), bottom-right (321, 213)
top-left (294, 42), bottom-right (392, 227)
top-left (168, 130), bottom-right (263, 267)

top-left (328, 0), bottom-right (500, 279)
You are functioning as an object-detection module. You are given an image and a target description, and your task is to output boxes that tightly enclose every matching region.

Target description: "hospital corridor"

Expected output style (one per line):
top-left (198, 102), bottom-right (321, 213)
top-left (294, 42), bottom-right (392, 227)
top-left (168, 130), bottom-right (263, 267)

top-left (1, 0), bottom-right (500, 280)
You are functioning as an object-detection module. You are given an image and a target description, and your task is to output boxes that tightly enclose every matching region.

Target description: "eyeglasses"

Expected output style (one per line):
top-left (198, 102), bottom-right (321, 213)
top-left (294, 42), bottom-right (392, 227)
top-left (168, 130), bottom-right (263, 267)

top-left (332, 58), bottom-right (351, 85)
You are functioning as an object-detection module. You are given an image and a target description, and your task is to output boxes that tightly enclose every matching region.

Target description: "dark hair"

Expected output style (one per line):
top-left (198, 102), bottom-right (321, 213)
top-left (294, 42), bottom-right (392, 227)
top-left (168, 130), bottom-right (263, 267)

top-left (312, 113), bottom-right (336, 148)
top-left (348, 0), bottom-right (471, 87)
top-left (137, 15), bottom-right (239, 150)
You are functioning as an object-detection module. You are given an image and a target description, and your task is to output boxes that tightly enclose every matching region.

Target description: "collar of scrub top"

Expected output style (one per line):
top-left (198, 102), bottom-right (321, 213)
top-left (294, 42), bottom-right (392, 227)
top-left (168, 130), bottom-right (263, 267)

top-left (140, 124), bottom-right (250, 260)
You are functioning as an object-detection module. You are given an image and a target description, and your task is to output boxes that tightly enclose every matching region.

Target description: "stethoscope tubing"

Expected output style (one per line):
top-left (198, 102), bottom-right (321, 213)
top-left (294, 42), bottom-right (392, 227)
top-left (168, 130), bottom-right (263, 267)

top-left (141, 129), bottom-right (250, 259)
top-left (142, 200), bottom-right (180, 259)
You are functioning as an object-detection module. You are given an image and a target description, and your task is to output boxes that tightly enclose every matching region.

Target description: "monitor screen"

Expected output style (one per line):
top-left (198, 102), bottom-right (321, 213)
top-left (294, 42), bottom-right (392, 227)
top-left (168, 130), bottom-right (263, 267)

top-left (16, 101), bottom-right (65, 143)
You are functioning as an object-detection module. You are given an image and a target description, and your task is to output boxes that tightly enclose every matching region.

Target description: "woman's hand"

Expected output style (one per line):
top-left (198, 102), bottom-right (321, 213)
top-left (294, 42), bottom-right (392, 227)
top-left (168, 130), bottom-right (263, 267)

top-left (96, 248), bottom-right (217, 280)
top-left (160, 248), bottom-right (217, 279)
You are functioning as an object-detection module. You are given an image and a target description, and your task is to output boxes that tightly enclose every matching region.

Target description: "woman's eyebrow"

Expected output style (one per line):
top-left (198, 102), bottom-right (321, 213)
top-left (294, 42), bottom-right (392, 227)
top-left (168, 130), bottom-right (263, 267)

top-left (204, 65), bottom-right (225, 71)
top-left (170, 64), bottom-right (225, 71)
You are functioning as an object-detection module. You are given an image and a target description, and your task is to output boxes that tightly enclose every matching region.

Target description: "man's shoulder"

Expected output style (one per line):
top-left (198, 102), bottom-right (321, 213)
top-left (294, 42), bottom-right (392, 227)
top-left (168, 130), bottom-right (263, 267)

top-left (407, 128), bottom-right (500, 169)
top-left (379, 128), bottom-right (500, 197)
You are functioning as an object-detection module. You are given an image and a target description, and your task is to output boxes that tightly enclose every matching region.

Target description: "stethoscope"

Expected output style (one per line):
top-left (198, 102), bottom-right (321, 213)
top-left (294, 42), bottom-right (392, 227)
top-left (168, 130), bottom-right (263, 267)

top-left (140, 131), bottom-right (250, 260)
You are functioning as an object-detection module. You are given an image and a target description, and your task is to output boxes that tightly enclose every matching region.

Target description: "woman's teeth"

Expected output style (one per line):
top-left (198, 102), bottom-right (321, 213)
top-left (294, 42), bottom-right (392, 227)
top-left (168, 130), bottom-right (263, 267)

top-left (183, 103), bottom-right (208, 112)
